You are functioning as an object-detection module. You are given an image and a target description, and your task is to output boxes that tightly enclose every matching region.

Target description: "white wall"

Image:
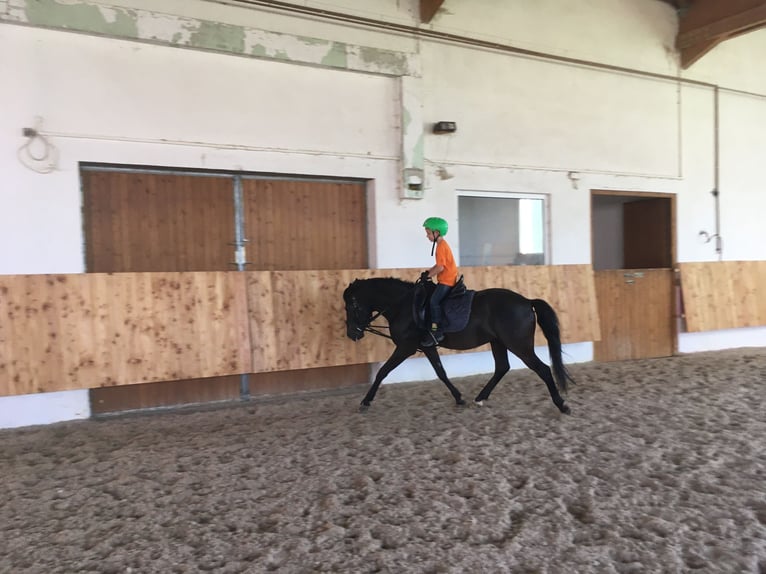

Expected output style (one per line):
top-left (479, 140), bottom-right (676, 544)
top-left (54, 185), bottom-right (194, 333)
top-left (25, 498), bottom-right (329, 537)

top-left (1, 0), bottom-right (765, 427)
top-left (0, 24), bottom-right (400, 274)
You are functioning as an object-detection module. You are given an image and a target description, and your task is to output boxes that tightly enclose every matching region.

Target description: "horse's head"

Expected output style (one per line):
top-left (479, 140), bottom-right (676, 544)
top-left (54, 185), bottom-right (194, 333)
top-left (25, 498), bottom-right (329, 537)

top-left (343, 281), bottom-right (371, 341)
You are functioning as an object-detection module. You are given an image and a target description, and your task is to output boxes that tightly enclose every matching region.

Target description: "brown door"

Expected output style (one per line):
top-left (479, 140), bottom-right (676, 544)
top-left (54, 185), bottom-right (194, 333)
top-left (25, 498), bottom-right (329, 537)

top-left (624, 198), bottom-right (672, 269)
top-left (592, 192), bottom-right (676, 362)
top-left (82, 170), bottom-right (236, 273)
top-left (243, 178), bottom-right (367, 271)
top-left (241, 178), bottom-right (370, 396)
top-left (83, 168), bottom-right (370, 413)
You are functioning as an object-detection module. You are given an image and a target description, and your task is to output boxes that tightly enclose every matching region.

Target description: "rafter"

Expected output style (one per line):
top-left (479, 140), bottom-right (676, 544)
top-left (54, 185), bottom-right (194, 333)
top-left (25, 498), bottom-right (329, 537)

top-left (677, 0), bottom-right (766, 68)
top-left (420, 0), bottom-right (445, 24)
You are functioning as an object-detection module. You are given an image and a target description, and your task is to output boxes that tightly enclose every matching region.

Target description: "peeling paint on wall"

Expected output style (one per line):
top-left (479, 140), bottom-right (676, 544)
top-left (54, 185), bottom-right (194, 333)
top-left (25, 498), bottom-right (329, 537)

top-left (402, 107), bottom-right (412, 131)
top-left (411, 133), bottom-right (424, 166)
top-left (188, 20), bottom-right (245, 54)
top-left (2, 0), bottom-right (416, 77)
top-left (22, 0), bottom-right (138, 37)
top-left (321, 42), bottom-right (348, 68)
top-left (357, 46), bottom-right (409, 75)
top-left (4, 0), bottom-right (423, 200)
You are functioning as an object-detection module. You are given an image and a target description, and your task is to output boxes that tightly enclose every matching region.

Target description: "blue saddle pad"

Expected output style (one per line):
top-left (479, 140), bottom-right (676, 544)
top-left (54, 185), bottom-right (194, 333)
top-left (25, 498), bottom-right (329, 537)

top-left (442, 290), bottom-right (475, 333)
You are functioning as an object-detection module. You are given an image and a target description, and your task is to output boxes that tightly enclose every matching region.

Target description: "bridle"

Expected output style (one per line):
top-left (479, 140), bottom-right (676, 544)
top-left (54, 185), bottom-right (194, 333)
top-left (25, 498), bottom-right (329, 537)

top-left (347, 278), bottom-right (426, 341)
top-left (347, 296), bottom-right (393, 340)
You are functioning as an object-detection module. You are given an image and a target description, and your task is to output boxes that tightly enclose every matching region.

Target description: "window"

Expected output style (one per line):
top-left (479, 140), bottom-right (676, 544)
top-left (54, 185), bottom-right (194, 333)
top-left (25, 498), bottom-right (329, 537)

top-left (458, 192), bottom-right (548, 266)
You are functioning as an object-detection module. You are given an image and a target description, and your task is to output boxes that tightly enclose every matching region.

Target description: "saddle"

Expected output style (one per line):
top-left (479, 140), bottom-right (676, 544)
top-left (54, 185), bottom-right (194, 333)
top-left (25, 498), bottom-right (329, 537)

top-left (413, 275), bottom-right (475, 333)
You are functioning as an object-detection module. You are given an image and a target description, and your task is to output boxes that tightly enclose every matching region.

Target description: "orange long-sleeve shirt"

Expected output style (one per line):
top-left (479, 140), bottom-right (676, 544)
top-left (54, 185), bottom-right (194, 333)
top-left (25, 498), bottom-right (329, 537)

top-left (435, 239), bottom-right (458, 287)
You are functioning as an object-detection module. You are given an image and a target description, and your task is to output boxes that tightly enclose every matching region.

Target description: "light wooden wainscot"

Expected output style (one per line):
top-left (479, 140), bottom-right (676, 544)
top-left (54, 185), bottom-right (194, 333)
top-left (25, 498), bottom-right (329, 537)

top-left (0, 272), bottom-right (252, 397)
top-left (680, 261), bottom-right (766, 332)
top-left (0, 265), bottom-right (600, 396)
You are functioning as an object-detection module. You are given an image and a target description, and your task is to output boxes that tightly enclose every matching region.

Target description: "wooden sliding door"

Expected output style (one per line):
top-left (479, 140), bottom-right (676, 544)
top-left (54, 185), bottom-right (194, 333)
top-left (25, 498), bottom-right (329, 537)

top-left (82, 167), bottom-right (369, 414)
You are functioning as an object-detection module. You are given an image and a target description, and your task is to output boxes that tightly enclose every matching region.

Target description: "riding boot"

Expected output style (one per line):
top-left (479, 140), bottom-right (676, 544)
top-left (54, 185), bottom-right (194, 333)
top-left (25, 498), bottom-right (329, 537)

top-left (420, 323), bottom-right (444, 347)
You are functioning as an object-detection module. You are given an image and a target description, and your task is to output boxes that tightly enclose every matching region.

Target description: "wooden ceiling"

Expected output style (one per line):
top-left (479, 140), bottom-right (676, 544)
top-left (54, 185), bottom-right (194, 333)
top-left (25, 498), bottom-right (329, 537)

top-left (420, 0), bottom-right (766, 69)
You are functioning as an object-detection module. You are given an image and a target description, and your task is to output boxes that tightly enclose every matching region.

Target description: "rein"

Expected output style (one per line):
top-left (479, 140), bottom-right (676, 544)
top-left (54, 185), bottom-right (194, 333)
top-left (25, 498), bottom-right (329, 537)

top-left (359, 306), bottom-right (395, 341)
top-left (363, 322), bottom-right (393, 340)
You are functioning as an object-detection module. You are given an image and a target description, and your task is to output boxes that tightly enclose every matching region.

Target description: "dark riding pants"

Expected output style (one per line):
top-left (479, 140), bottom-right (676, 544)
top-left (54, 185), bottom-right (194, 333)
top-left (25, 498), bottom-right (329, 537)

top-left (429, 283), bottom-right (451, 328)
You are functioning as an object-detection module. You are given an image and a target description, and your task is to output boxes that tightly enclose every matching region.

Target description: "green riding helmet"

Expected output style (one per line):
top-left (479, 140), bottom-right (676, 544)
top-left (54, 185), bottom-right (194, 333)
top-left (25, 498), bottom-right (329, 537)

top-left (423, 216), bottom-right (448, 237)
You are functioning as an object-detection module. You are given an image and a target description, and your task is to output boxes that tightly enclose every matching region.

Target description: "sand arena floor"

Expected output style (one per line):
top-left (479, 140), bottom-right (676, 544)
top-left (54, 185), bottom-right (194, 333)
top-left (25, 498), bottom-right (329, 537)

top-left (1, 347), bottom-right (765, 574)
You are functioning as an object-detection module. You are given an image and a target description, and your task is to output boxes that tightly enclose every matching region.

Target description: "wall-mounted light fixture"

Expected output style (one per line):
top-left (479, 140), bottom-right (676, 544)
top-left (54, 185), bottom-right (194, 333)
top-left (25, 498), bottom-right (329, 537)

top-left (433, 121), bottom-right (457, 134)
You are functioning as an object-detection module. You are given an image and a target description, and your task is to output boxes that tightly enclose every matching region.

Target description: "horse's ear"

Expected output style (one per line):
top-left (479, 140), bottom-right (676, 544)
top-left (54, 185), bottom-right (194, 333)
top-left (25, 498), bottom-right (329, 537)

top-left (343, 280), bottom-right (357, 299)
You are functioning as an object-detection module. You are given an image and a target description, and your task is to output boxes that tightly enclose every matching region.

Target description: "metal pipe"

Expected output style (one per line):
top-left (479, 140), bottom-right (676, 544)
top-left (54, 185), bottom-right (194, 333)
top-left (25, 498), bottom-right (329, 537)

top-left (232, 175), bottom-right (251, 399)
top-left (712, 87), bottom-right (723, 260)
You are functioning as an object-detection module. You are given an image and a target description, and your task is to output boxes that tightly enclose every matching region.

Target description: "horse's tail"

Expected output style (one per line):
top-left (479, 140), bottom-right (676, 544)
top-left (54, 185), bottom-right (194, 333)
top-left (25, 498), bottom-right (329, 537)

top-left (531, 298), bottom-right (575, 394)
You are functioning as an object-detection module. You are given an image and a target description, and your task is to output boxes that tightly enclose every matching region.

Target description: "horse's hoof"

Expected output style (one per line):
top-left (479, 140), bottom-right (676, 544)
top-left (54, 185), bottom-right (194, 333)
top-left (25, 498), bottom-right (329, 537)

top-left (455, 398), bottom-right (467, 408)
top-left (559, 404), bottom-right (571, 415)
top-left (359, 402), bottom-right (371, 413)
top-left (474, 400), bottom-right (484, 407)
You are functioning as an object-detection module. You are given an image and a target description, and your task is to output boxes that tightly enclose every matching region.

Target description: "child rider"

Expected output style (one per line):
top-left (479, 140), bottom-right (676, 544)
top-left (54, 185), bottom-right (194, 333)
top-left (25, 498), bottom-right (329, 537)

top-left (421, 216), bottom-right (458, 346)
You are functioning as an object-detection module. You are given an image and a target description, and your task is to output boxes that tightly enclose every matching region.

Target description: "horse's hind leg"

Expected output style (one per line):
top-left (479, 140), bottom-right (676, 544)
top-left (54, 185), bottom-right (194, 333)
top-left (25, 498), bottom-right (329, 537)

top-left (360, 346), bottom-right (415, 411)
top-left (514, 347), bottom-right (570, 414)
top-left (422, 347), bottom-right (466, 406)
top-left (474, 340), bottom-right (510, 404)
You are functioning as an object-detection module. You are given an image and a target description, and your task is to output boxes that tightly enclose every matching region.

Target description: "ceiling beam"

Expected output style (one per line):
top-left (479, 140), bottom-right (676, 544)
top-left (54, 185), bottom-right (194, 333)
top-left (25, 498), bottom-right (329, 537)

top-left (420, 0), bottom-right (445, 24)
top-left (677, 0), bottom-right (766, 68)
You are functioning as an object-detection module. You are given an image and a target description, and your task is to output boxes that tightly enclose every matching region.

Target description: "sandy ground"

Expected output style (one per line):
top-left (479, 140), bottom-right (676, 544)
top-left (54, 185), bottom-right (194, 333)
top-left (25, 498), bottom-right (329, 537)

top-left (1, 348), bottom-right (765, 574)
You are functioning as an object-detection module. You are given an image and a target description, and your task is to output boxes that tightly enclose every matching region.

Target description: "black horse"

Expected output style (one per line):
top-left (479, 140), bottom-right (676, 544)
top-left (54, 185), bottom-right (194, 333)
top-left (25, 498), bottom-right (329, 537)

top-left (343, 277), bottom-right (574, 413)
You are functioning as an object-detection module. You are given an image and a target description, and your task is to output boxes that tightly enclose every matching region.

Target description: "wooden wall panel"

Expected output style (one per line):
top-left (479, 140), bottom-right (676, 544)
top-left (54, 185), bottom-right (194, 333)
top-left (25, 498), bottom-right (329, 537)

top-left (9, 262), bottom-right (765, 398)
top-left (459, 265), bottom-right (599, 346)
top-left (594, 269), bottom-right (675, 361)
top-left (680, 261), bottom-right (766, 331)
top-left (0, 265), bottom-right (599, 396)
top-left (248, 269), bottom-right (393, 372)
top-left (248, 264), bottom-right (600, 372)
top-left (0, 272), bottom-right (251, 397)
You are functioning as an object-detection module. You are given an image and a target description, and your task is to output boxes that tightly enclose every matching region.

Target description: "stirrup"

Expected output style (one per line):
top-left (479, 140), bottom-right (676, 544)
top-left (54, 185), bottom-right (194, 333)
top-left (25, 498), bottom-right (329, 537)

top-left (420, 330), bottom-right (444, 347)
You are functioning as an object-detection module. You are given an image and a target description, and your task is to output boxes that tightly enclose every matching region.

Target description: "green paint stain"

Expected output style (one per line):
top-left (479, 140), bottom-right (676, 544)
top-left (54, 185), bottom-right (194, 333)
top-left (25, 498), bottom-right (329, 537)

top-left (249, 44), bottom-right (288, 60)
top-left (188, 21), bottom-right (245, 53)
top-left (402, 108), bottom-right (412, 130)
top-left (24, 0), bottom-right (138, 37)
top-left (412, 134), bottom-right (424, 165)
top-left (321, 42), bottom-right (348, 68)
top-left (251, 44), bottom-right (268, 57)
top-left (272, 49), bottom-right (289, 60)
top-left (18, 1), bottom-right (410, 77)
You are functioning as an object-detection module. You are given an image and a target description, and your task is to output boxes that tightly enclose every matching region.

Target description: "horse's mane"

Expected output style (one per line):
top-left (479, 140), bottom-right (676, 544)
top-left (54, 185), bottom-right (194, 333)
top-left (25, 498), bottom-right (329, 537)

top-left (361, 277), bottom-right (415, 287)
top-left (346, 276), bottom-right (415, 298)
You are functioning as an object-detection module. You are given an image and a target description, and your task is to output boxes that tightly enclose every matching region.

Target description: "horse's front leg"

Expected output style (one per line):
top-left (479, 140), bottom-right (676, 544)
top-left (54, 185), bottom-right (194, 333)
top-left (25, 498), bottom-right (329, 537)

top-left (360, 345), bottom-right (416, 411)
top-left (421, 347), bottom-right (466, 407)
